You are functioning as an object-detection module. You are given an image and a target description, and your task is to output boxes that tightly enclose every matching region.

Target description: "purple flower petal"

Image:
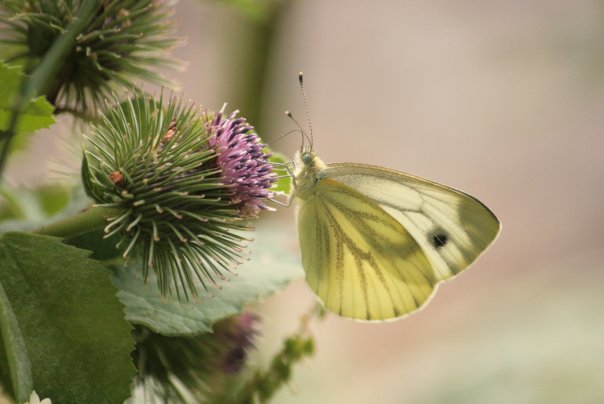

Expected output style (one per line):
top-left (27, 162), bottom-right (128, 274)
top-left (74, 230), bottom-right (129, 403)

top-left (208, 110), bottom-right (276, 216)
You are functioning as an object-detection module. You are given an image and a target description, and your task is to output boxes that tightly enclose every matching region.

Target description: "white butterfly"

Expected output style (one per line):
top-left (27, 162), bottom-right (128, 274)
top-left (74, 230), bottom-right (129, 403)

top-left (278, 72), bottom-right (501, 321)
top-left (289, 148), bottom-right (500, 321)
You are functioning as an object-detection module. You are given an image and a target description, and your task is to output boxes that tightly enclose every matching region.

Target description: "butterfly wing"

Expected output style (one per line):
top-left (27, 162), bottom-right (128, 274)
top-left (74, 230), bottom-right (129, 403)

top-left (297, 178), bottom-right (443, 321)
top-left (319, 163), bottom-right (501, 281)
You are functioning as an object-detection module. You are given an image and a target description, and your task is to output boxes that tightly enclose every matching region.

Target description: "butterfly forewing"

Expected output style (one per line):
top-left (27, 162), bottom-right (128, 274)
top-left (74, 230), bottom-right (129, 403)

top-left (297, 178), bottom-right (441, 321)
top-left (319, 163), bottom-right (501, 281)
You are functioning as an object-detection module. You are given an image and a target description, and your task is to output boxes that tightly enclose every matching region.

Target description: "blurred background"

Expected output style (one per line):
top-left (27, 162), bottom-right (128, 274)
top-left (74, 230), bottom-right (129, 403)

top-left (6, 1), bottom-right (604, 403)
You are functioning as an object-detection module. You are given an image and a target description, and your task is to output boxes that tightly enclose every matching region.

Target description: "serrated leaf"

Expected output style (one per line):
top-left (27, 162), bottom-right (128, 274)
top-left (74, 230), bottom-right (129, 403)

top-left (0, 63), bottom-right (55, 150)
top-left (0, 233), bottom-right (135, 403)
top-left (113, 224), bottom-right (303, 336)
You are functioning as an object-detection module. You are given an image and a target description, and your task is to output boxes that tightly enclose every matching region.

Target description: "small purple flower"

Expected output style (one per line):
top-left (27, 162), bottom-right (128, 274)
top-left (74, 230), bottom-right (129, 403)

top-left (208, 106), bottom-right (276, 216)
top-left (215, 312), bottom-right (259, 374)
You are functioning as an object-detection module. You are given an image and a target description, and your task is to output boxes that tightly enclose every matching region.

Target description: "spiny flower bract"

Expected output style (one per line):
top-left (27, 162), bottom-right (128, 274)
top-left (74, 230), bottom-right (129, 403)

top-left (82, 93), bottom-right (275, 298)
top-left (0, 0), bottom-right (181, 114)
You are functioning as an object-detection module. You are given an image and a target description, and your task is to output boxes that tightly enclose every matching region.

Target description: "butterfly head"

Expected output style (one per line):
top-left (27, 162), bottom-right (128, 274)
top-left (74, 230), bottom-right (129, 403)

top-left (294, 149), bottom-right (326, 184)
top-left (301, 150), bottom-right (314, 165)
top-left (293, 150), bottom-right (324, 198)
top-left (295, 149), bottom-right (323, 170)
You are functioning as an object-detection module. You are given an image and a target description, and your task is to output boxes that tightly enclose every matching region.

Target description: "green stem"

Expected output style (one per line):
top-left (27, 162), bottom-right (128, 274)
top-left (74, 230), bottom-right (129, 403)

top-left (0, 0), bottom-right (102, 178)
top-left (35, 206), bottom-right (123, 239)
top-left (21, 0), bottom-right (101, 101)
top-left (227, 2), bottom-right (290, 135)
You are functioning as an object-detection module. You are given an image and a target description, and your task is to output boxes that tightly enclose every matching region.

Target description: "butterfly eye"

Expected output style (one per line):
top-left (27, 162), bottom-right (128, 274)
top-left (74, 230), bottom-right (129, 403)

top-left (302, 153), bottom-right (313, 164)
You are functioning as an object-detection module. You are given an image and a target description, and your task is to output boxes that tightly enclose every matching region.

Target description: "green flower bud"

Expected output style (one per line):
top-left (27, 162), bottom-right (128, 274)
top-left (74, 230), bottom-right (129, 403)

top-left (0, 0), bottom-right (181, 113)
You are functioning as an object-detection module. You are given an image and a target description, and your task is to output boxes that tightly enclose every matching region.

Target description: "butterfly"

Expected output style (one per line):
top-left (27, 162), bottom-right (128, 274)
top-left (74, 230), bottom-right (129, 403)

top-left (286, 75), bottom-right (500, 321)
top-left (290, 150), bottom-right (500, 321)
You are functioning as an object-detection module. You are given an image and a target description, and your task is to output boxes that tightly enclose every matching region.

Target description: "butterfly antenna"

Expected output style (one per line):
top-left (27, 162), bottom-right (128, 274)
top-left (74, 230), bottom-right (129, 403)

top-left (285, 110), bottom-right (312, 151)
top-left (267, 129), bottom-right (306, 148)
top-left (298, 72), bottom-right (314, 151)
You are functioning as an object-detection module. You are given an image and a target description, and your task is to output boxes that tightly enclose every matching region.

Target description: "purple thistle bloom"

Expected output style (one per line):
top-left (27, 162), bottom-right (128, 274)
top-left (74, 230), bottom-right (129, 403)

top-left (208, 106), bottom-right (276, 216)
top-left (215, 312), bottom-right (259, 374)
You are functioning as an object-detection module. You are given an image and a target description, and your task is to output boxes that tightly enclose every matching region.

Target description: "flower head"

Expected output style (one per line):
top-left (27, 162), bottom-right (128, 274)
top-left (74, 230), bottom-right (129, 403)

top-left (131, 313), bottom-right (259, 400)
top-left (214, 312), bottom-right (258, 374)
top-left (0, 0), bottom-right (181, 114)
top-left (208, 106), bottom-right (276, 217)
top-left (82, 93), bottom-right (276, 298)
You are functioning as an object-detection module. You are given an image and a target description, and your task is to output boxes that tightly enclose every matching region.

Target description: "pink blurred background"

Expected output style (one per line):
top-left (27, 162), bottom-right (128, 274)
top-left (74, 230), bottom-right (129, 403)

top-left (7, 1), bottom-right (604, 403)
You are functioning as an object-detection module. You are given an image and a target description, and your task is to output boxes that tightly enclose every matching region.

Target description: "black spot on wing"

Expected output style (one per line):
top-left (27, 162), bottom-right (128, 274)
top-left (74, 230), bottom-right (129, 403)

top-left (430, 230), bottom-right (449, 249)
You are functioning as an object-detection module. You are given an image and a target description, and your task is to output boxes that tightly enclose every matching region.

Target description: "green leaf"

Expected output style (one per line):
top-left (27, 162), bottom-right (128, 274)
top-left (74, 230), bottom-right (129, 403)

top-left (0, 64), bottom-right (56, 133)
top-left (64, 228), bottom-right (120, 262)
top-left (113, 224), bottom-right (303, 336)
top-left (269, 152), bottom-right (292, 195)
top-left (0, 281), bottom-right (32, 403)
top-left (0, 63), bottom-right (55, 151)
top-left (0, 233), bottom-right (135, 403)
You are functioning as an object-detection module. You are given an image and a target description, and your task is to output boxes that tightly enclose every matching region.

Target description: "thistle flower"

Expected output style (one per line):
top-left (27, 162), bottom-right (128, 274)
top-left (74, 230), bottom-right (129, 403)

top-left (0, 0), bottom-right (181, 114)
top-left (207, 106), bottom-right (276, 217)
top-left (82, 93), bottom-right (276, 298)
top-left (214, 312), bottom-right (258, 374)
top-left (131, 313), bottom-right (259, 401)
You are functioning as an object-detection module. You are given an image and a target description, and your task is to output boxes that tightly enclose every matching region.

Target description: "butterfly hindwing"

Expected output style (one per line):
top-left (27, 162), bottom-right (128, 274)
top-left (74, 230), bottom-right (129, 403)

top-left (319, 163), bottom-right (501, 281)
top-left (297, 178), bottom-right (441, 321)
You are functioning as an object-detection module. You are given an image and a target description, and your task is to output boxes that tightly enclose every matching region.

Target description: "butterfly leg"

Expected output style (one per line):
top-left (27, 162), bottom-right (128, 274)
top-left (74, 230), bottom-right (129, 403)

top-left (269, 162), bottom-right (295, 207)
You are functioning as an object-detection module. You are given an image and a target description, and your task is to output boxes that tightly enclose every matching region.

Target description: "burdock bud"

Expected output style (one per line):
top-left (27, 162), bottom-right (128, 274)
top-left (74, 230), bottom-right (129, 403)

top-left (82, 93), bottom-right (276, 298)
top-left (0, 0), bottom-right (181, 113)
top-left (131, 313), bottom-right (259, 400)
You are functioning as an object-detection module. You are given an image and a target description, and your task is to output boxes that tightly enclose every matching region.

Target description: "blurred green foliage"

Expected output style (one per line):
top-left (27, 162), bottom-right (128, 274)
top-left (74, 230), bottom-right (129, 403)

top-left (0, 232), bottom-right (134, 403)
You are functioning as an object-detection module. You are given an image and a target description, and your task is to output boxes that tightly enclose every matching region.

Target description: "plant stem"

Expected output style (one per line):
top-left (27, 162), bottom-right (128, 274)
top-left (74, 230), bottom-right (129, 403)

top-left (35, 206), bottom-right (123, 239)
top-left (226, 1), bottom-right (290, 135)
top-left (0, 0), bottom-right (102, 178)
